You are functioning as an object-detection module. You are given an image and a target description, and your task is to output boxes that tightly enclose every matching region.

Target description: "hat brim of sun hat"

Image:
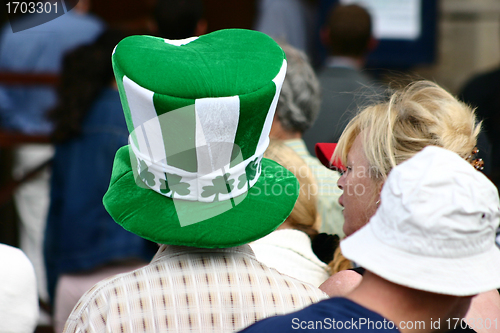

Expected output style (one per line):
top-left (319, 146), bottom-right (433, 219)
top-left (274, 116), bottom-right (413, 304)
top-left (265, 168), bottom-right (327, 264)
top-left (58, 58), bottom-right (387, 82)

top-left (341, 220), bottom-right (500, 296)
top-left (103, 146), bottom-right (299, 248)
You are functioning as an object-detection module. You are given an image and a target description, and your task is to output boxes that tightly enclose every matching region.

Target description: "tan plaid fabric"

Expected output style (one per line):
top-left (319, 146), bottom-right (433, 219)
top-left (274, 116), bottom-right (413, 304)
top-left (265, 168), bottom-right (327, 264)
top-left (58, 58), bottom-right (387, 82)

top-left (63, 244), bottom-right (327, 333)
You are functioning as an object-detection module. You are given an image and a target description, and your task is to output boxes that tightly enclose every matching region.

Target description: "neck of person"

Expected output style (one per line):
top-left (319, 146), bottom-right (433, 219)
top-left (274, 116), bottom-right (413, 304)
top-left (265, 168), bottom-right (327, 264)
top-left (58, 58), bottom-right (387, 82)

top-left (325, 55), bottom-right (365, 70)
top-left (346, 271), bottom-right (472, 333)
top-left (269, 119), bottom-right (302, 140)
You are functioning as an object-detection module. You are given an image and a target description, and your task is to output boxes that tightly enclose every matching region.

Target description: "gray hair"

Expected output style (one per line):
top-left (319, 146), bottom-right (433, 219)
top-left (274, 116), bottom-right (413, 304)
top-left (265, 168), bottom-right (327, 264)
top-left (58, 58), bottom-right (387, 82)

top-left (276, 42), bottom-right (321, 134)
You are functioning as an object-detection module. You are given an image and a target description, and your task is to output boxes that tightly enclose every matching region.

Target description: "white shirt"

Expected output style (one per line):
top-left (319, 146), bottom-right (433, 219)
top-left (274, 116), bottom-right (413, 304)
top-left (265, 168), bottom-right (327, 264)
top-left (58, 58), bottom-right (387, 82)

top-left (251, 229), bottom-right (330, 287)
top-left (0, 244), bottom-right (38, 333)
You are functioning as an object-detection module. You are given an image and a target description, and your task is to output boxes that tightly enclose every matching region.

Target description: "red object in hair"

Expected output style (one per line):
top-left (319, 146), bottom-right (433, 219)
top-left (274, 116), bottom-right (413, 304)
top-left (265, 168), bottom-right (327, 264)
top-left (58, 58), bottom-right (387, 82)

top-left (315, 143), bottom-right (345, 172)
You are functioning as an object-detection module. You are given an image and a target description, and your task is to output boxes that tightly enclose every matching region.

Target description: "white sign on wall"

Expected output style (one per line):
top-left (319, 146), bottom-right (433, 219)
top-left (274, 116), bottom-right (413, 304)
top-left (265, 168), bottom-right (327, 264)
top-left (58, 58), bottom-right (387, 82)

top-left (340, 0), bottom-right (421, 40)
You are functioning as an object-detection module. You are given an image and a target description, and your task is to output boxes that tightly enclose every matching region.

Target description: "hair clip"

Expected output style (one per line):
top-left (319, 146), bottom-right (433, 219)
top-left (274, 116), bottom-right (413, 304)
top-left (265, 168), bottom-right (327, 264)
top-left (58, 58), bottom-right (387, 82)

top-left (466, 147), bottom-right (484, 171)
top-left (472, 158), bottom-right (484, 171)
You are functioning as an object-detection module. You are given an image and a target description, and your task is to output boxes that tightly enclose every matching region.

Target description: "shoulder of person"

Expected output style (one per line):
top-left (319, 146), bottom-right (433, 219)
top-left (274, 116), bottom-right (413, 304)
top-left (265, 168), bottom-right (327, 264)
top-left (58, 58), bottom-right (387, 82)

top-left (319, 269), bottom-right (362, 297)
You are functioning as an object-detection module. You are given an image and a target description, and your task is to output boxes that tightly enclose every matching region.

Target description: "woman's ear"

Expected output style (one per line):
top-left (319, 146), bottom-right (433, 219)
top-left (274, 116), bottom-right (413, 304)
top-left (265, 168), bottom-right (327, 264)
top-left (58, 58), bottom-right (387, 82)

top-left (375, 179), bottom-right (384, 204)
top-left (269, 114), bottom-right (284, 139)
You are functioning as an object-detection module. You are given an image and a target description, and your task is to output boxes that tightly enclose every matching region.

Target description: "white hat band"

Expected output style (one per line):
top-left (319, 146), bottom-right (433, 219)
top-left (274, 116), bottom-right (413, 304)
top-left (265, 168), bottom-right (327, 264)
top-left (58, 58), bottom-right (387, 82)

top-left (129, 134), bottom-right (267, 203)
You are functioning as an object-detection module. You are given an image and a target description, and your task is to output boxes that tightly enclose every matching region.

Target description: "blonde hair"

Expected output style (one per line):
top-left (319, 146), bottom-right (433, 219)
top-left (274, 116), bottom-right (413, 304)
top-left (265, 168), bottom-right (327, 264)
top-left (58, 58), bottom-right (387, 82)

top-left (329, 247), bottom-right (352, 274)
top-left (334, 80), bottom-right (481, 181)
top-left (264, 140), bottom-right (321, 235)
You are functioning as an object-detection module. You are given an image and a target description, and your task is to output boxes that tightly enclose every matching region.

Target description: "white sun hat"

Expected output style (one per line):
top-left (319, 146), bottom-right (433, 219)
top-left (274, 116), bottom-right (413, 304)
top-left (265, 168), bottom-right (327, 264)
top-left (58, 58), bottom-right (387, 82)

top-left (0, 244), bottom-right (38, 333)
top-left (341, 145), bottom-right (500, 296)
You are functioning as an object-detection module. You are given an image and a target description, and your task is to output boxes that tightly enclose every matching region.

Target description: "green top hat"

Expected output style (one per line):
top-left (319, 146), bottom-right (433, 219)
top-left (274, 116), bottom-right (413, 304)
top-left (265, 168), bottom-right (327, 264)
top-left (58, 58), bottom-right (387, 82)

top-left (104, 29), bottom-right (299, 248)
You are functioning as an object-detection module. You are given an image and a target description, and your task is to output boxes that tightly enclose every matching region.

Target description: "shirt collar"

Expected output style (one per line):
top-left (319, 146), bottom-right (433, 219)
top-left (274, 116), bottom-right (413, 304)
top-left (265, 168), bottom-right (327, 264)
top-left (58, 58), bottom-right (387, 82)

top-left (325, 56), bottom-right (361, 70)
top-left (152, 244), bottom-right (257, 262)
top-left (283, 138), bottom-right (310, 157)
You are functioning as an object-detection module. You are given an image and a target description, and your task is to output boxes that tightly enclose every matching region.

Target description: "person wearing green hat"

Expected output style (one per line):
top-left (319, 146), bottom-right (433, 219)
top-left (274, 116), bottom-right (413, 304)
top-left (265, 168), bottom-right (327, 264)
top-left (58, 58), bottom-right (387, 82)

top-left (63, 29), bottom-right (327, 333)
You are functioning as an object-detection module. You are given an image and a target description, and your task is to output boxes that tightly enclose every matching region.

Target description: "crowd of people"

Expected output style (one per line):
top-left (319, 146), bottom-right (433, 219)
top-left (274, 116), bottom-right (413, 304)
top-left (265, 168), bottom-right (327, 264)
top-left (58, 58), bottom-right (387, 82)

top-left (0, 1), bottom-right (499, 333)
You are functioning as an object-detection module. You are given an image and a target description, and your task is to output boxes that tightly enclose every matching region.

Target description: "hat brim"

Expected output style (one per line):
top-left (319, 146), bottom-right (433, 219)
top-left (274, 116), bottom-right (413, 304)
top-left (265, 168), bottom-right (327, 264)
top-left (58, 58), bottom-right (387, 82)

top-left (341, 220), bottom-right (500, 296)
top-left (103, 146), bottom-right (299, 248)
top-left (315, 143), bottom-right (345, 171)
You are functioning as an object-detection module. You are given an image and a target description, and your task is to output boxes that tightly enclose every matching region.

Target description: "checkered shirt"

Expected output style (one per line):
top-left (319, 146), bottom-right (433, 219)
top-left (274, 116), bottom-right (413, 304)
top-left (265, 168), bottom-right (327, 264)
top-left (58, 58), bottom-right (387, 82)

top-left (283, 139), bottom-right (344, 237)
top-left (63, 244), bottom-right (327, 333)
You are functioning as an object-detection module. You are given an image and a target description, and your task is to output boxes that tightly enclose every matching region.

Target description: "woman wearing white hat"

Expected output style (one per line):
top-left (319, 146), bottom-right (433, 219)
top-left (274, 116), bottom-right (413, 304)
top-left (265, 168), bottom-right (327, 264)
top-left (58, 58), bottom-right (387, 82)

top-left (240, 82), bottom-right (500, 333)
top-left (317, 80), bottom-right (500, 332)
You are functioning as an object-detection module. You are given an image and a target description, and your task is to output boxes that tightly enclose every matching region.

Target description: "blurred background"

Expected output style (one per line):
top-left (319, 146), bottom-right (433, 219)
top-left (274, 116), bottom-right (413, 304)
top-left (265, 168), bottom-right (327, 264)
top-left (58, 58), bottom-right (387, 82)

top-left (1, 0), bottom-right (500, 273)
top-left (0, 0), bottom-right (499, 331)
top-left (2, 0), bottom-right (499, 94)
top-left (2, 0), bottom-right (500, 270)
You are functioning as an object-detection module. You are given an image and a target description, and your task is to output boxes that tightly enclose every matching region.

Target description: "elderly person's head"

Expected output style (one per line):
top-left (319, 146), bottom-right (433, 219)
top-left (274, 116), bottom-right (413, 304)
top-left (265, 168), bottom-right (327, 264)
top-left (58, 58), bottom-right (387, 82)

top-left (270, 43), bottom-right (320, 138)
top-left (334, 80), bottom-right (480, 236)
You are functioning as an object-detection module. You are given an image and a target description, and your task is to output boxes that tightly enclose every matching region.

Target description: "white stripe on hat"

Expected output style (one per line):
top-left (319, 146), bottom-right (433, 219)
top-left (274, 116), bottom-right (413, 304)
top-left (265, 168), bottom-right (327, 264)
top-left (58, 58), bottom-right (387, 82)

top-left (128, 94), bottom-right (264, 203)
top-left (256, 59), bottom-right (287, 152)
top-left (195, 96), bottom-right (240, 176)
top-left (125, 63), bottom-right (282, 203)
top-left (123, 76), bottom-right (166, 164)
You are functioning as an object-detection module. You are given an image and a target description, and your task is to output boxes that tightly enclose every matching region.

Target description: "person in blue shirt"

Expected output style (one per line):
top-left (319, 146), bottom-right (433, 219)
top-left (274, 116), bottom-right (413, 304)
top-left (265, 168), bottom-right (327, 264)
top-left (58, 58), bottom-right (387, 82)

top-left (0, 1), bottom-right (104, 324)
top-left (44, 30), bottom-right (158, 332)
top-left (239, 145), bottom-right (500, 333)
top-left (0, 0), bottom-right (103, 135)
